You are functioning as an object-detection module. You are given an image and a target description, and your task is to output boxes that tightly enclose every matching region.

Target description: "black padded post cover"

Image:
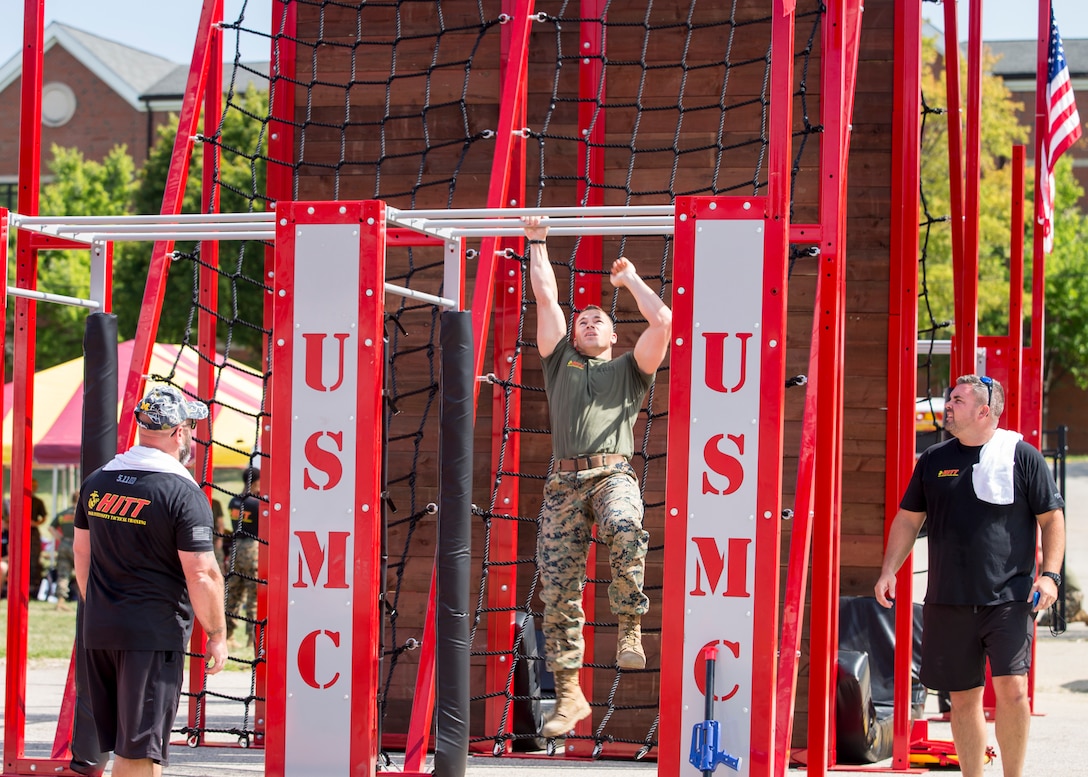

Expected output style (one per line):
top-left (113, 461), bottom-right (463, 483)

top-left (71, 311), bottom-right (118, 775)
top-left (434, 311), bottom-right (473, 777)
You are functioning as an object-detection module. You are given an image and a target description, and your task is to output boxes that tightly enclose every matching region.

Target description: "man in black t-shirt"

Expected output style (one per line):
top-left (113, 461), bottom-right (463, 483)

top-left (75, 385), bottom-right (227, 774)
top-left (875, 375), bottom-right (1065, 777)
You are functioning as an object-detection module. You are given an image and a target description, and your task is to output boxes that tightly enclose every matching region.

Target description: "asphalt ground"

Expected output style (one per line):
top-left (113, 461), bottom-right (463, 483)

top-left (3, 460), bottom-right (1087, 776)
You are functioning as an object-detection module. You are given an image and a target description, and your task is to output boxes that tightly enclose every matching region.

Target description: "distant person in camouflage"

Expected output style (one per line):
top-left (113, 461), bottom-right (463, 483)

top-left (51, 492), bottom-right (79, 611)
top-left (523, 215), bottom-right (672, 739)
top-left (225, 467), bottom-right (261, 647)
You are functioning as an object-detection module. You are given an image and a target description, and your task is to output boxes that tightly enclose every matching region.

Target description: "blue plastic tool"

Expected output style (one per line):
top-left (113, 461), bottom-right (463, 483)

top-left (688, 645), bottom-right (742, 775)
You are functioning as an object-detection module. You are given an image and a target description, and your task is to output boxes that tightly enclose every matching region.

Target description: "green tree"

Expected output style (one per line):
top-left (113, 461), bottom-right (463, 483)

top-left (918, 37), bottom-right (1030, 339)
top-left (32, 145), bottom-right (136, 369)
top-left (1041, 156), bottom-right (1088, 393)
top-left (112, 88), bottom-right (270, 362)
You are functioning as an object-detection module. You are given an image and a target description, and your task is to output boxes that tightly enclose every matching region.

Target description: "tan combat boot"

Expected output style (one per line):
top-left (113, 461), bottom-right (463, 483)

top-left (541, 669), bottom-right (591, 738)
top-left (616, 614), bottom-right (646, 670)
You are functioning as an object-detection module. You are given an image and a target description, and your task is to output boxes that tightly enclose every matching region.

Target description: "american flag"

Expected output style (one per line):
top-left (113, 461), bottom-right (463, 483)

top-left (1040, 9), bottom-right (1082, 253)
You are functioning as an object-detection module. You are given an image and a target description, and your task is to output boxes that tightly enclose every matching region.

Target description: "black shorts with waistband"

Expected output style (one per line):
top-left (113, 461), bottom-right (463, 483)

top-left (919, 601), bottom-right (1033, 692)
top-left (85, 648), bottom-right (185, 764)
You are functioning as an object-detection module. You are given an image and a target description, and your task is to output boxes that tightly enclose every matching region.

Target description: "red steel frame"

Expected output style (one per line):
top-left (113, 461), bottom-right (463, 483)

top-left (478, 0), bottom-right (531, 755)
top-left (3, 3), bottom-right (121, 773)
top-left (567, 0), bottom-right (608, 754)
top-left (884, 0), bottom-right (922, 770)
top-left (3, 1), bottom-right (271, 771)
top-left (119, 0), bottom-right (226, 452)
top-left (4, 2), bottom-right (872, 774)
top-left (882, 1), bottom-right (1052, 768)
top-left (265, 200), bottom-right (388, 777)
top-left (659, 194), bottom-right (790, 777)
top-left (4, 2), bottom-right (48, 772)
top-left (187, 2), bottom-right (225, 746)
top-left (1023, 0), bottom-right (1051, 446)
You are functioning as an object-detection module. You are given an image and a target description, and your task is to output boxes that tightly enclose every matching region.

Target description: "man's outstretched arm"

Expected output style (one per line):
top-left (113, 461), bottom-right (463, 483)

top-left (523, 216), bottom-right (567, 358)
top-left (611, 257), bottom-right (672, 374)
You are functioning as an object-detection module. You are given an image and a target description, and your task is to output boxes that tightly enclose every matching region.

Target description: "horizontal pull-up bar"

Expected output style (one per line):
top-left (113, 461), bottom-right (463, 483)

top-left (8, 204), bottom-right (683, 245)
top-left (387, 205), bottom-right (674, 219)
top-left (410, 216), bottom-right (675, 229)
top-left (450, 225), bottom-right (673, 237)
top-left (6, 285), bottom-right (101, 309)
top-left (12, 211), bottom-right (277, 225)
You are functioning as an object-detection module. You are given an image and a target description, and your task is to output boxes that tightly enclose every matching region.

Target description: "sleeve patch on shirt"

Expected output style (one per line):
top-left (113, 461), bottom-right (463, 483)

top-left (191, 526), bottom-right (212, 543)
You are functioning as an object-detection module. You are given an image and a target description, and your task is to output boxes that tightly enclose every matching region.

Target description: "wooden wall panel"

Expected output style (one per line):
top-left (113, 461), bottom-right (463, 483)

top-left (291, 0), bottom-right (898, 755)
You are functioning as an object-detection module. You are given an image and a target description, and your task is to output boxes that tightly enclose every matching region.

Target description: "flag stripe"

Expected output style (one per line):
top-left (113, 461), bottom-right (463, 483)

top-left (1041, 9), bottom-right (1082, 253)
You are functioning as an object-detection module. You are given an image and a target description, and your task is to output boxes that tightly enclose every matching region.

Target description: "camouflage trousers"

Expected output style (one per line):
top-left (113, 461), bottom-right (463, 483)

top-left (225, 539), bottom-right (259, 639)
top-left (55, 541), bottom-right (75, 601)
top-left (538, 461), bottom-right (649, 671)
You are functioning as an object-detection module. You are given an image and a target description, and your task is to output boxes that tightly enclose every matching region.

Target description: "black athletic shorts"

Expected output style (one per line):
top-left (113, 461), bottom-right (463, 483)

top-left (919, 602), bottom-right (1033, 692)
top-left (85, 649), bottom-right (185, 765)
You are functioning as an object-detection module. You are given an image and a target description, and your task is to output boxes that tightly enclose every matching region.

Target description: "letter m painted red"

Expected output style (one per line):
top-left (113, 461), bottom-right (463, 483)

top-left (689, 536), bottom-right (752, 598)
top-left (293, 531), bottom-right (351, 589)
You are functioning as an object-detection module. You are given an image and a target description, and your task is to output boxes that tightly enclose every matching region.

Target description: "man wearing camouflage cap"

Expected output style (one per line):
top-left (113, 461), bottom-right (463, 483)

top-left (75, 385), bottom-right (227, 776)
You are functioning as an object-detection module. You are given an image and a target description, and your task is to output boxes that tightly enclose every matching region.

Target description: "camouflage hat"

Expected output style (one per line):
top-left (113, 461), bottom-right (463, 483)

top-left (134, 385), bottom-right (209, 431)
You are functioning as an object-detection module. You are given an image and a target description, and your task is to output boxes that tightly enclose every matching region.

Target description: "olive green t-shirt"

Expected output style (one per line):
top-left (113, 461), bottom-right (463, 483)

top-left (541, 340), bottom-right (654, 460)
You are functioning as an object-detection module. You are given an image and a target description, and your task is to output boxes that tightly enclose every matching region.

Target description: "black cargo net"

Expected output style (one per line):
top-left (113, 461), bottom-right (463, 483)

top-left (917, 89), bottom-right (952, 448)
top-left (146, 249), bottom-right (272, 749)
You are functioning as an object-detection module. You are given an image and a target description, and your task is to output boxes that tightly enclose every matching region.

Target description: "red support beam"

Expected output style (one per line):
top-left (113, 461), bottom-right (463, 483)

top-left (807, 0), bottom-right (861, 770)
top-left (774, 290), bottom-right (819, 774)
top-left (886, 0), bottom-right (923, 768)
top-left (119, 0), bottom-right (223, 452)
top-left (4, 1), bottom-right (46, 765)
top-left (768, 0), bottom-right (798, 771)
top-left (1024, 0), bottom-right (1053, 447)
top-left (478, 0), bottom-right (530, 753)
top-left (1008, 145), bottom-right (1026, 432)
top-left (942, 0), bottom-right (968, 377)
top-left (469, 2), bottom-right (536, 387)
top-left (259, 0), bottom-right (299, 752)
top-left (188, 2), bottom-right (224, 745)
top-left (960, 0), bottom-right (984, 378)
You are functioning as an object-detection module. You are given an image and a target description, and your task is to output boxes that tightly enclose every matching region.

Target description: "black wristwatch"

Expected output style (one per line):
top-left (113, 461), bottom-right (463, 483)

top-left (1041, 571), bottom-right (1062, 587)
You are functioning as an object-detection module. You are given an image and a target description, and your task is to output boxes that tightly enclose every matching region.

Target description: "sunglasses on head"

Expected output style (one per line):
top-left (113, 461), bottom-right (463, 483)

top-left (979, 375), bottom-right (993, 408)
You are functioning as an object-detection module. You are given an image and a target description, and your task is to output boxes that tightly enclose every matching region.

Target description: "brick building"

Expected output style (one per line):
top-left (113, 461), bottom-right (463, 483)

top-left (0, 22), bottom-right (267, 211)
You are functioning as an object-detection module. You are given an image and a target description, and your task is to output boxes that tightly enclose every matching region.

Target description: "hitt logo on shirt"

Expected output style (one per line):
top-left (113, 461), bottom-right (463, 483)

top-left (87, 490), bottom-right (152, 526)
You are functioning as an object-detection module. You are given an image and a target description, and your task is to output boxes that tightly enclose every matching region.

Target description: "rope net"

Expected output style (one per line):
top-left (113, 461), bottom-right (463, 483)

top-left (149, 0), bottom-right (824, 758)
top-left (147, 246), bottom-right (272, 747)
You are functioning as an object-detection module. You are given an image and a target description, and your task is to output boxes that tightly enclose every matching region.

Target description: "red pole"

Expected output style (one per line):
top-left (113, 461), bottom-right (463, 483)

top-left (887, 0), bottom-right (923, 768)
top-left (119, 0), bottom-right (222, 453)
top-left (469, 2), bottom-right (536, 387)
top-left (5, 1), bottom-right (46, 766)
top-left (767, 5), bottom-right (796, 773)
top-left (808, 0), bottom-right (848, 770)
top-left (255, 0), bottom-right (298, 754)
top-left (1024, 0), bottom-right (1052, 447)
top-left (479, 0), bottom-right (530, 751)
top-left (1008, 145), bottom-right (1026, 432)
top-left (961, 0), bottom-right (984, 379)
top-left (188, 0), bottom-right (224, 745)
top-left (942, 0), bottom-right (968, 377)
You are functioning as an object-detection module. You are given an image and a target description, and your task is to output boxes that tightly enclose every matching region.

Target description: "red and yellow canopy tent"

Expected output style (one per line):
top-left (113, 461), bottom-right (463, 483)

top-left (3, 341), bottom-right (264, 470)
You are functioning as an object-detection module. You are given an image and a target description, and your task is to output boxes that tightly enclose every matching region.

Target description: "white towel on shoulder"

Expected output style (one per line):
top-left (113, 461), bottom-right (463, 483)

top-left (103, 445), bottom-right (197, 483)
top-left (972, 428), bottom-right (1022, 505)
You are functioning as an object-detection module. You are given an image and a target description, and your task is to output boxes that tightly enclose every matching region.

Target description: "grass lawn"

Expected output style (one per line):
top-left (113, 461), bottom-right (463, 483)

top-left (0, 598), bottom-right (77, 661)
top-left (0, 598), bottom-right (257, 670)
